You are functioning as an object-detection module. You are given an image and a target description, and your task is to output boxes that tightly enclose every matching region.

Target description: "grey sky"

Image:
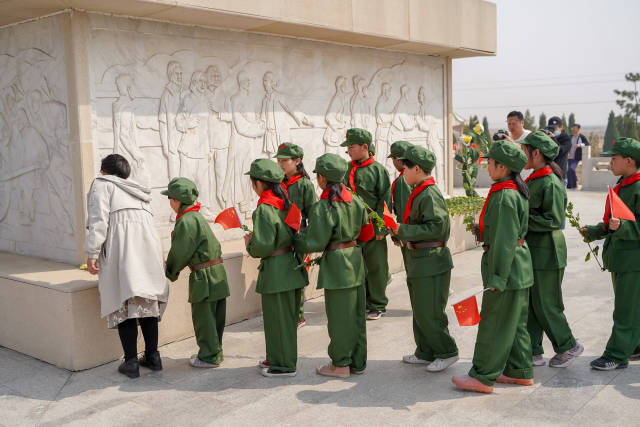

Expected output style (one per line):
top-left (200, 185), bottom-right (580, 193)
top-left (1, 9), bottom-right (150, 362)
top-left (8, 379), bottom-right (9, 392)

top-left (452, 0), bottom-right (640, 128)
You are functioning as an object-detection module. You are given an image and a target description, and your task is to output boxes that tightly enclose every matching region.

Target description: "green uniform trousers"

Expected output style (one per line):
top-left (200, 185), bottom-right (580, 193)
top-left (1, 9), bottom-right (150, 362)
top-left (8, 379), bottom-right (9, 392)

top-left (407, 272), bottom-right (458, 361)
top-left (191, 298), bottom-right (226, 364)
top-left (603, 272), bottom-right (640, 364)
top-left (362, 238), bottom-right (390, 312)
top-left (324, 285), bottom-right (367, 371)
top-left (295, 287), bottom-right (305, 323)
top-left (262, 290), bottom-right (298, 372)
top-left (469, 288), bottom-right (533, 386)
top-left (527, 268), bottom-right (576, 355)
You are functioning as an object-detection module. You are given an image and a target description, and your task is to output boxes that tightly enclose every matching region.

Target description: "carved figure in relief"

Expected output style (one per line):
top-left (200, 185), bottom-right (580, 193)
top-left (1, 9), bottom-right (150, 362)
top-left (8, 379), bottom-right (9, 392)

top-left (205, 65), bottom-right (232, 210)
top-left (224, 70), bottom-right (265, 217)
top-left (322, 76), bottom-right (349, 154)
top-left (113, 74), bottom-right (149, 187)
top-left (416, 86), bottom-right (445, 185)
top-left (158, 61), bottom-right (184, 179)
top-left (350, 75), bottom-right (373, 134)
top-left (176, 71), bottom-right (213, 219)
top-left (260, 71), bottom-right (312, 158)
top-left (387, 84), bottom-right (416, 164)
top-left (375, 82), bottom-right (394, 159)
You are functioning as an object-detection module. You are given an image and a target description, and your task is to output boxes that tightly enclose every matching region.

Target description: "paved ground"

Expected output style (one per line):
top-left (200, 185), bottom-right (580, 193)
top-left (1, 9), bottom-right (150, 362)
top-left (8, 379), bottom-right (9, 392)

top-left (1, 189), bottom-right (639, 426)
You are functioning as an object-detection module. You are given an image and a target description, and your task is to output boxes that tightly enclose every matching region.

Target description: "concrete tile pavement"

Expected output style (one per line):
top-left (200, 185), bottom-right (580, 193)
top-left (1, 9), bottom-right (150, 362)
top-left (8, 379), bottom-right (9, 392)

top-left (1, 190), bottom-right (639, 426)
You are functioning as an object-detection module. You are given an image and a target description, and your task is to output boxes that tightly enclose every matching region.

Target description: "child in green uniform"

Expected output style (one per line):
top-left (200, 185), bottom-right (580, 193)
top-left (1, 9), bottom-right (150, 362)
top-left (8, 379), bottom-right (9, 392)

top-left (520, 131), bottom-right (583, 368)
top-left (452, 141), bottom-right (534, 393)
top-left (163, 178), bottom-right (230, 368)
top-left (293, 154), bottom-right (373, 378)
top-left (245, 159), bottom-right (309, 377)
top-left (341, 128), bottom-right (392, 320)
top-left (389, 146), bottom-right (459, 372)
top-left (581, 137), bottom-right (640, 370)
top-left (388, 140), bottom-right (413, 265)
top-left (275, 142), bottom-right (317, 329)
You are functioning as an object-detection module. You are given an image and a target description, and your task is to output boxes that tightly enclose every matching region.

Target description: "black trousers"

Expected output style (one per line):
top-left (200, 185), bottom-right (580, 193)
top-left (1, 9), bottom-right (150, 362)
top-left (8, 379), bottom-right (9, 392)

top-left (117, 317), bottom-right (159, 360)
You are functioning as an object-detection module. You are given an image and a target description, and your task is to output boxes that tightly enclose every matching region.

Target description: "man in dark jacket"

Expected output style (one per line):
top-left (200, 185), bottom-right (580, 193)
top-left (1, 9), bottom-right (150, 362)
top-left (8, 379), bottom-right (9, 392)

top-left (548, 116), bottom-right (572, 186)
top-left (567, 124), bottom-right (589, 188)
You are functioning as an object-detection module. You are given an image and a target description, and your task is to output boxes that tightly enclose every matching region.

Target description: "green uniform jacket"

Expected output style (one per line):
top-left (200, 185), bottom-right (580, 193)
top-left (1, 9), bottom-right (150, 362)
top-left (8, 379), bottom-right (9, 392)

top-left (525, 173), bottom-right (567, 269)
top-left (284, 176), bottom-right (316, 225)
top-left (480, 179), bottom-right (533, 291)
top-left (585, 179), bottom-right (640, 272)
top-left (391, 173), bottom-right (411, 222)
top-left (346, 159), bottom-right (392, 235)
top-left (293, 195), bottom-right (370, 290)
top-left (246, 204), bottom-right (308, 294)
top-left (166, 206), bottom-right (230, 303)
top-left (396, 181), bottom-right (453, 278)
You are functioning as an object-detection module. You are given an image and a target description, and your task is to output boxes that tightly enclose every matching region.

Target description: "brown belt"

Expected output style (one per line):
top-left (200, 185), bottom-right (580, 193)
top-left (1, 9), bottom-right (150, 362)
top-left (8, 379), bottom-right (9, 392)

top-left (189, 258), bottom-right (223, 272)
top-left (325, 241), bottom-right (357, 251)
top-left (406, 241), bottom-right (446, 250)
top-left (269, 247), bottom-right (293, 257)
top-left (483, 238), bottom-right (525, 253)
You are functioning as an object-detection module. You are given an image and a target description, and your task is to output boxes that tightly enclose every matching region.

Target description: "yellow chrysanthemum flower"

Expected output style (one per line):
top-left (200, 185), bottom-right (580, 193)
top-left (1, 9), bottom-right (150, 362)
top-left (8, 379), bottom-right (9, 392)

top-left (462, 134), bottom-right (472, 144)
top-left (473, 123), bottom-right (484, 135)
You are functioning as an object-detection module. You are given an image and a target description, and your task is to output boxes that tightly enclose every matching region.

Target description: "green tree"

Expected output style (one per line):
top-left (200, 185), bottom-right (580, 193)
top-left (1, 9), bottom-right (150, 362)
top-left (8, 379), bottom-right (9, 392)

top-left (614, 72), bottom-right (640, 127)
top-left (524, 109), bottom-right (536, 131)
top-left (538, 112), bottom-right (547, 129)
top-left (623, 115), bottom-right (640, 139)
top-left (561, 114), bottom-right (568, 130)
top-left (482, 116), bottom-right (491, 140)
top-left (603, 111), bottom-right (618, 152)
top-left (568, 112), bottom-right (576, 129)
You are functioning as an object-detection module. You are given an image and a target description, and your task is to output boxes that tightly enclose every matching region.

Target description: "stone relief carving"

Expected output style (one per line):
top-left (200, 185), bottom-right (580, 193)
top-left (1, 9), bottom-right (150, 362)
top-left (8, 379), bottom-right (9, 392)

top-left (322, 76), bottom-right (350, 155)
top-left (158, 60), bottom-right (184, 179)
top-left (350, 75), bottom-right (373, 135)
top-left (416, 86), bottom-right (445, 185)
top-left (375, 82), bottom-right (395, 160)
top-left (387, 84), bottom-right (416, 166)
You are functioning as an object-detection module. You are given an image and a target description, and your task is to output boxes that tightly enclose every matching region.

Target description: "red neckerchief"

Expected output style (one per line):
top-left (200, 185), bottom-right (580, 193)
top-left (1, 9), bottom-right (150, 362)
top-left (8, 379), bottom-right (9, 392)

top-left (320, 184), bottom-right (353, 202)
top-left (525, 166), bottom-right (553, 183)
top-left (403, 177), bottom-right (436, 224)
top-left (391, 170), bottom-right (404, 205)
top-left (172, 202), bottom-right (201, 237)
top-left (349, 156), bottom-right (376, 192)
top-left (603, 172), bottom-right (640, 225)
top-left (282, 174), bottom-right (303, 191)
top-left (479, 180), bottom-right (518, 240)
top-left (257, 189), bottom-right (285, 211)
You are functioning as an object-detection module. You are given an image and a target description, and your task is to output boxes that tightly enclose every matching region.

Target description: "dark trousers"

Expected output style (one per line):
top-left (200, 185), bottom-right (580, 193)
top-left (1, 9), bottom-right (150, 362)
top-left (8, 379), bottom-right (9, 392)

top-left (567, 159), bottom-right (579, 188)
top-left (117, 317), bottom-right (159, 361)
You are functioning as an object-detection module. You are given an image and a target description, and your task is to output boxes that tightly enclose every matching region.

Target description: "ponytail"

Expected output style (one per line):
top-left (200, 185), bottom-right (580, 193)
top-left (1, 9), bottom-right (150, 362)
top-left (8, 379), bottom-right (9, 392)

top-left (326, 182), bottom-right (345, 209)
top-left (296, 161), bottom-right (311, 180)
top-left (511, 171), bottom-right (530, 200)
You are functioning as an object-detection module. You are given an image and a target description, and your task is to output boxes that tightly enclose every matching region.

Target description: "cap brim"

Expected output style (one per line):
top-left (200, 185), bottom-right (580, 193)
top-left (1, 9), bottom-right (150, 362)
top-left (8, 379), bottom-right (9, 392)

top-left (160, 190), bottom-right (169, 196)
top-left (340, 140), bottom-right (352, 147)
top-left (600, 151), bottom-right (614, 156)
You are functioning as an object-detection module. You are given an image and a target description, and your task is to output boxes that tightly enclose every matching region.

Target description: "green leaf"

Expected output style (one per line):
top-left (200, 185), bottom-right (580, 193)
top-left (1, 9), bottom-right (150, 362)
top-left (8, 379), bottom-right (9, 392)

top-left (593, 246), bottom-right (600, 256)
top-left (585, 252), bottom-right (591, 262)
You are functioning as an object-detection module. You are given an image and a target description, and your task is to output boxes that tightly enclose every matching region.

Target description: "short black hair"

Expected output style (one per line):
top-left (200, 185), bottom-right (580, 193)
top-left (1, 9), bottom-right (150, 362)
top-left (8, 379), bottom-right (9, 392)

top-left (507, 111), bottom-right (524, 121)
top-left (401, 159), bottom-right (416, 168)
top-left (100, 154), bottom-right (131, 179)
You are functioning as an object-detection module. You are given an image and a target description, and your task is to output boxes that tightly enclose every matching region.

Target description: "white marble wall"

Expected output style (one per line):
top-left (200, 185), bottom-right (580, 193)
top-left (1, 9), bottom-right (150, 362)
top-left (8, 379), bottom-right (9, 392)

top-left (87, 14), bottom-right (447, 242)
top-left (0, 15), bottom-right (77, 263)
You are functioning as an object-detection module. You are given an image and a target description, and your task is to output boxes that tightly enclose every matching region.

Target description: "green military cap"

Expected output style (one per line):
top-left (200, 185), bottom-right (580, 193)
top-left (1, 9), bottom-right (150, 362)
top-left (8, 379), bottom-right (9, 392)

top-left (275, 142), bottom-right (304, 159)
top-left (340, 128), bottom-right (372, 147)
top-left (388, 140), bottom-right (413, 158)
top-left (482, 140), bottom-right (527, 173)
top-left (161, 177), bottom-right (199, 204)
top-left (398, 145), bottom-right (436, 173)
top-left (521, 130), bottom-right (559, 159)
top-left (602, 137), bottom-right (640, 160)
top-left (313, 153), bottom-right (348, 183)
top-left (245, 158), bottom-right (284, 183)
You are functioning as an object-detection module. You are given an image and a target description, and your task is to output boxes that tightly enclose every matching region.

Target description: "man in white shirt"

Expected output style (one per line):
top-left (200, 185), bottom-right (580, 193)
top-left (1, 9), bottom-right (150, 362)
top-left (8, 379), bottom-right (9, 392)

top-left (506, 110), bottom-right (531, 142)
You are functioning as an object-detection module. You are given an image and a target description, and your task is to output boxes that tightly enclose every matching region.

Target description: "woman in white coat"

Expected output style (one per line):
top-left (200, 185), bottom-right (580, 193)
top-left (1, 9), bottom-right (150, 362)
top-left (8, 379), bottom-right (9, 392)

top-left (84, 154), bottom-right (169, 378)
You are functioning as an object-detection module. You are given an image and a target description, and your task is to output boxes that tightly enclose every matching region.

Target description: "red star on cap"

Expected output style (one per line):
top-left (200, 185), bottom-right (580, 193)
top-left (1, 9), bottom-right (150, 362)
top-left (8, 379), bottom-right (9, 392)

top-left (280, 144), bottom-right (286, 150)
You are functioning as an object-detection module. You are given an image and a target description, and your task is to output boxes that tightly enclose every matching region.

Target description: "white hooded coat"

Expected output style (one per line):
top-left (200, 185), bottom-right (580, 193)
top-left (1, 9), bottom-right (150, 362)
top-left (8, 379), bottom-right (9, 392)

top-left (84, 175), bottom-right (169, 317)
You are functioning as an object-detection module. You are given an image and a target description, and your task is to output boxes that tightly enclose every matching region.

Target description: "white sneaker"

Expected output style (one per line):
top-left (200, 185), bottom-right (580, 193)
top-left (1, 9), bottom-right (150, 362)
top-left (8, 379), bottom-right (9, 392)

top-left (426, 355), bottom-right (459, 372)
top-left (189, 357), bottom-right (219, 368)
top-left (402, 354), bottom-right (432, 365)
top-left (550, 343), bottom-right (584, 368)
top-left (260, 368), bottom-right (297, 377)
top-left (532, 354), bottom-right (546, 366)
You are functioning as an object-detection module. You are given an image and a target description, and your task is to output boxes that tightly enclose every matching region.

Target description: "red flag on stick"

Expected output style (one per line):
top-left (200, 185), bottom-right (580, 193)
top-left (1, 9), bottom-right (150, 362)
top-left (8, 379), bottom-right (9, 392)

top-left (452, 295), bottom-right (481, 326)
top-left (303, 253), bottom-right (311, 272)
top-left (285, 203), bottom-right (302, 233)
top-left (607, 186), bottom-right (636, 221)
top-left (383, 202), bottom-right (398, 230)
top-left (214, 207), bottom-right (243, 230)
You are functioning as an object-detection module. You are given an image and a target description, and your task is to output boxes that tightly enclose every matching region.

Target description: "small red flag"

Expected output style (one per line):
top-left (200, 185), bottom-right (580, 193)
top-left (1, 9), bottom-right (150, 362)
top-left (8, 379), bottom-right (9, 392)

top-left (383, 202), bottom-right (398, 230)
top-left (285, 203), bottom-right (302, 233)
top-left (608, 186), bottom-right (635, 221)
top-left (303, 253), bottom-right (311, 272)
top-left (358, 220), bottom-right (375, 242)
top-left (214, 207), bottom-right (243, 230)
top-left (453, 295), bottom-right (481, 326)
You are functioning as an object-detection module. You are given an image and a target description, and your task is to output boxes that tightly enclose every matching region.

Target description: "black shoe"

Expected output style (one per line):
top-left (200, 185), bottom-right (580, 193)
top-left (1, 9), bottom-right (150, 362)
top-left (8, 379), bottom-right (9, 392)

top-left (590, 357), bottom-right (628, 371)
top-left (118, 358), bottom-right (140, 378)
top-left (139, 351), bottom-right (163, 371)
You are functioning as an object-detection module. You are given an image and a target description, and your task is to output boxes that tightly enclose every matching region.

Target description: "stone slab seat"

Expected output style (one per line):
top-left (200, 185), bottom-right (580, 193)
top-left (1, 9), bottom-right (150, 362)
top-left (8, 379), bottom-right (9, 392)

top-left (0, 216), bottom-right (475, 371)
